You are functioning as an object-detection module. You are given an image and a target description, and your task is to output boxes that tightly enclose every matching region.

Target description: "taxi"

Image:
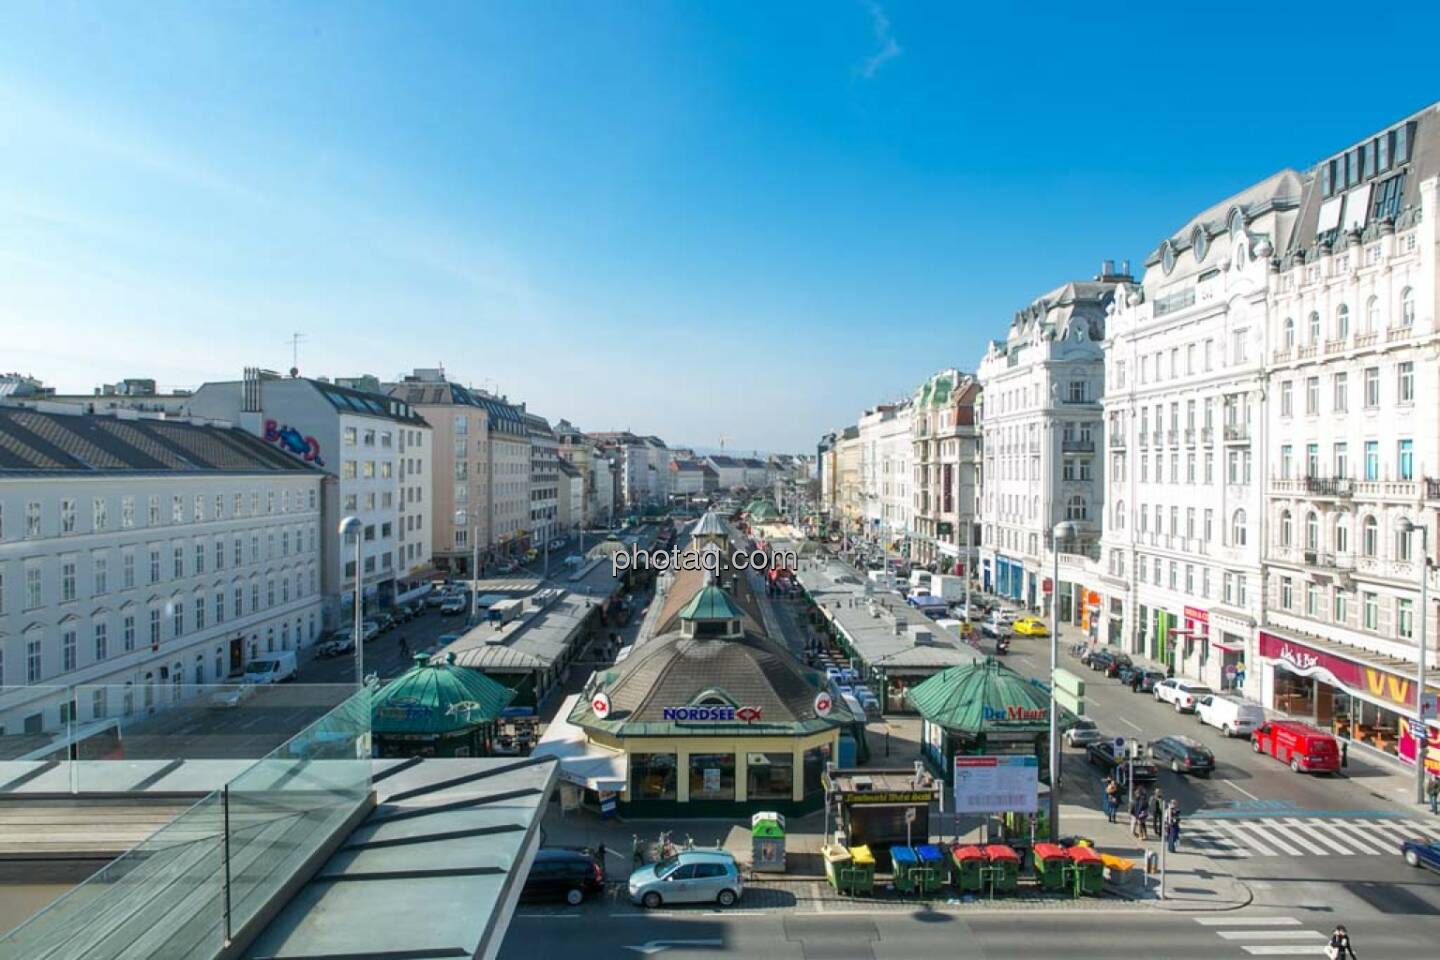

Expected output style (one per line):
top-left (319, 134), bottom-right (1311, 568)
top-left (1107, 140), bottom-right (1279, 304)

top-left (1012, 616), bottom-right (1049, 637)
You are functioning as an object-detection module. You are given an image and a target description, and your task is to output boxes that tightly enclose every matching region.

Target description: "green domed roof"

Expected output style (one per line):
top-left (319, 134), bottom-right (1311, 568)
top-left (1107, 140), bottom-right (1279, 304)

top-left (678, 583), bottom-right (743, 622)
top-left (372, 654), bottom-right (516, 736)
top-left (907, 657), bottom-right (1076, 734)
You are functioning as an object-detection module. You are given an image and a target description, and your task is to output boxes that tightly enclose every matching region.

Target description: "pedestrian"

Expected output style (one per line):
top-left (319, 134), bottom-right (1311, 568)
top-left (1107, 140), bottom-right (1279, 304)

top-left (1131, 789), bottom-right (1149, 841)
top-left (1103, 777), bottom-right (1119, 823)
top-left (596, 842), bottom-right (607, 882)
top-left (1149, 788), bottom-right (1164, 836)
top-left (1165, 800), bottom-right (1181, 854)
top-left (1427, 774), bottom-right (1440, 815)
top-left (1325, 924), bottom-right (1356, 959)
top-left (1341, 739), bottom-right (1349, 770)
top-left (398, 635), bottom-right (410, 658)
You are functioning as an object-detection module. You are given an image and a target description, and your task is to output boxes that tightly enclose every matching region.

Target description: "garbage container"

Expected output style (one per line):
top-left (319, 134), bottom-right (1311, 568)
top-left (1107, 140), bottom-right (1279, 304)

top-left (847, 845), bottom-right (876, 896)
top-left (890, 845), bottom-right (920, 895)
top-left (822, 843), bottom-right (852, 894)
top-left (750, 811), bottom-right (787, 873)
top-left (1067, 845), bottom-right (1105, 896)
top-left (982, 844), bottom-right (1019, 893)
top-left (915, 844), bottom-right (945, 894)
top-left (949, 844), bottom-right (984, 893)
top-left (1032, 842), bottom-right (1068, 891)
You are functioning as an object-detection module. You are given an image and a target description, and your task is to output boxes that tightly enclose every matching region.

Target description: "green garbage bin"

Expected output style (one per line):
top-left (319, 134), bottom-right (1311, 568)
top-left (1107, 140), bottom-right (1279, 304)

top-left (890, 846), bottom-right (920, 894)
top-left (750, 811), bottom-right (786, 873)
top-left (949, 845), bottom-right (984, 893)
top-left (982, 845), bottom-right (1019, 893)
top-left (1032, 842), bottom-right (1068, 891)
top-left (1067, 845), bottom-right (1105, 896)
top-left (822, 844), bottom-right (852, 894)
top-left (847, 845), bottom-right (876, 896)
top-left (915, 845), bottom-right (945, 895)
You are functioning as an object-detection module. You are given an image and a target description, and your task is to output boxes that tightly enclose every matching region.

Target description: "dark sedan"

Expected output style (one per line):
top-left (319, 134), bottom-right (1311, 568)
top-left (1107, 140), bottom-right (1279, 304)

top-left (1402, 838), bottom-right (1440, 874)
top-left (1151, 735), bottom-right (1215, 777)
top-left (1088, 650), bottom-right (1117, 673)
top-left (1129, 669), bottom-right (1167, 693)
top-left (1096, 652), bottom-right (1132, 678)
top-left (1085, 740), bottom-right (1159, 784)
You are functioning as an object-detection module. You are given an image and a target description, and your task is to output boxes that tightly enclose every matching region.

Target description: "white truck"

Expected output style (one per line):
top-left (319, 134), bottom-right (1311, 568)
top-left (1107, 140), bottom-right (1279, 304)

top-left (928, 573), bottom-right (967, 603)
top-left (243, 651), bottom-right (297, 685)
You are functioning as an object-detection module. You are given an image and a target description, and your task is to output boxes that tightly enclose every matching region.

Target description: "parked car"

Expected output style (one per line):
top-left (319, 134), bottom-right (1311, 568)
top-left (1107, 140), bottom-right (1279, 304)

top-left (1064, 717), bottom-right (1104, 748)
top-left (242, 651), bottom-right (297, 684)
top-left (316, 630), bottom-right (355, 657)
top-left (980, 619), bottom-right (1012, 640)
top-left (375, 613), bottom-right (397, 633)
top-left (361, 619), bottom-right (381, 642)
top-left (1251, 720), bottom-right (1340, 774)
top-left (209, 684), bottom-right (258, 708)
top-left (1087, 649), bottom-right (1118, 673)
top-left (1153, 679), bottom-right (1212, 712)
top-left (1402, 837), bottom-right (1440, 873)
top-left (1012, 617), bottom-right (1049, 637)
top-left (1130, 670), bottom-right (1166, 693)
top-left (1085, 739), bottom-right (1158, 784)
top-left (1097, 653), bottom-right (1132, 678)
top-left (990, 608), bottom-right (1017, 625)
top-left (628, 850), bottom-right (743, 909)
top-left (1150, 735), bottom-right (1215, 777)
top-left (439, 595), bottom-right (468, 616)
top-left (521, 848), bottom-right (605, 905)
top-left (1195, 695), bottom-right (1266, 737)
top-left (426, 588), bottom-right (452, 608)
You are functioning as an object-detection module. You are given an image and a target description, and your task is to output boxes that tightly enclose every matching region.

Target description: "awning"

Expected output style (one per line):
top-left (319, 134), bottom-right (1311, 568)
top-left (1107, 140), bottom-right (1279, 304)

top-left (1210, 640), bottom-right (1244, 653)
top-left (531, 694), bottom-right (628, 792)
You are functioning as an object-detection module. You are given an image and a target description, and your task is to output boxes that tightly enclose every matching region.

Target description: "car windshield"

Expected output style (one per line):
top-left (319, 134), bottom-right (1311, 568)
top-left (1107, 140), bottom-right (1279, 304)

top-left (1075, 720), bottom-right (1097, 730)
top-left (654, 856), bottom-right (682, 878)
top-left (1186, 685), bottom-right (1213, 695)
top-left (244, 660), bottom-right (274, 673)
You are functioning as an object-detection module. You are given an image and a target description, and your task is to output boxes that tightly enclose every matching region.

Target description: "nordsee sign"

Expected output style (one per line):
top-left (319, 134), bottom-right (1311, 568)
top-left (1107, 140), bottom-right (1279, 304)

top-left (662, 705), bottom-right (763, 723)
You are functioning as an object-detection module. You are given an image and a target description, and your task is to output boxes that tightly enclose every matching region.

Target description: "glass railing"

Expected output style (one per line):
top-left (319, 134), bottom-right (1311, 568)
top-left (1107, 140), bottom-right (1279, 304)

top-left (0, 683), bottom-right (359, 794)
top-left (0, 685), bottom-right (371, 960)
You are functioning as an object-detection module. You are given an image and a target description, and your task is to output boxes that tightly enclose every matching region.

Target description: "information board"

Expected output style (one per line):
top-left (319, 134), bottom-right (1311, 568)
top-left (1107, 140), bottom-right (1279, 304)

top-left (952, 754), bottom-right (1039, 814)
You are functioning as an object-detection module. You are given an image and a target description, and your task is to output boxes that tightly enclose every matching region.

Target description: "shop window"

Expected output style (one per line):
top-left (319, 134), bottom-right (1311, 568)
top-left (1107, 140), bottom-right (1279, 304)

top-left (746, 752), bottom-right (795, 801)
top-left (630, 753), bottom-right (677, 801)
top-left (688, 753), bottom-right (735, 802)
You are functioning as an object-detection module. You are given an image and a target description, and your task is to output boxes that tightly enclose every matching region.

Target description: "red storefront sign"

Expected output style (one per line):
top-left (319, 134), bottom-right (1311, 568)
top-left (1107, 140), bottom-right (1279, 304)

top-left (1258, 631), bottom-right (1416, 710)
top-left (1183, 606), bottom-right (1210, 639)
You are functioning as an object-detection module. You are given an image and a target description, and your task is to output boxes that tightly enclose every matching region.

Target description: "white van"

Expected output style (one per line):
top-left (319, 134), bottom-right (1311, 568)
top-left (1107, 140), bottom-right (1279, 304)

top-left (1195, 694), bottom-right (1265, 736)
top-left (243, 651), bottom-right (297, 685)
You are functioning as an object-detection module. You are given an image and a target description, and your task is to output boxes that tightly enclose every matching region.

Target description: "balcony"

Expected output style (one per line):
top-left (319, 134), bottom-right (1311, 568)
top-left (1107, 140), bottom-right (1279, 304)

top-left (1167, 431), bottom-right (1180, 447)
top-left (1301, 550), bottom-right (1355, 572)
top-left (1109, 434), bottom-right (1127, 450)
top-left (1387, 325), bottom-right (1414, 343)
top-left (1223, 425), bottom-right (1250, 443)
top-left (1138, 432), bottom-right (1149, 449)
top-left (1324, 338), bottom-right (1347, 354)
top-left (1353, 479), bottom-right (1419, 500)
top-left (1200, 426), bottom-right (1214, 444)
top-left (1354, 331), bottom-right (1379, 348)
top-left (1183, 428), bottom-right (1196, 445)
top-left (1296, 344), bottom-right (1318, 360)
top-left (1062, 438), bottom-right (1095, 453)
top-left (1151, 431), bottom-right (1163, 446)
top-left (1271, 346), bottom-right (1292, 363)
top-left (1270, 477), bottom-right (1353, 498)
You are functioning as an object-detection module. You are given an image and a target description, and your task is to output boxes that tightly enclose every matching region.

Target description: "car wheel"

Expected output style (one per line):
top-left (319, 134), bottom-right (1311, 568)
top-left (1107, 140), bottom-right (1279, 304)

top-left (1171, 759), bottom-right (1181, 773)
top-left (1252, 739), bottom-right (1262, 752)
top-left (1406, 849), bottom-right (1420, 867)
top-left (642, 891), bottom-right (662, 909)
top-left (717, 889), bottom-right (737, 907)
top-left (1153, 691), bottom-right (1161, 702)
top-left (1290, 758), bottom-right (1301, 773)
top-left (1175, 702), bottom-right (1183, 713)
top-left (1222, 724), bottom-right (1232, 736)
top-left (566, 888), bottom-right (584, 906)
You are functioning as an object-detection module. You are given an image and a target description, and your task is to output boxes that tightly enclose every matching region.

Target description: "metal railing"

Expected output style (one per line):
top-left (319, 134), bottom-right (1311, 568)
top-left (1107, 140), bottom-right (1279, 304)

top-left (1223, 425), bottom-right (1250, 443)
top-left (1061, 439), bottom-right (1095, 453)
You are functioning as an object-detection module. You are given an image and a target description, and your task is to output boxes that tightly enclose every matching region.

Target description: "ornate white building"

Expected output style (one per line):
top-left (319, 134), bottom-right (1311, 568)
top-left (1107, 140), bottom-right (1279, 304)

top-left (1098, 172), bottom-right (1302, 692)
top-left (910, 370), bottom-right (981, 574)
top-left (977, 268), bottom-right (1126, 611)
top-left (857, 402), bottom-right (912, 552)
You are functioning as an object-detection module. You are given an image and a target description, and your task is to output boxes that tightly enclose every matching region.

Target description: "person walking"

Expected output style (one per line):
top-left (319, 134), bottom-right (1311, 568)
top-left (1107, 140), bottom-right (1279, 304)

top-left (1325, 924), bottom-right (1356, 959)
top-left (1149, 788), bottom-right (1164, 837)
top-left (596, 842), bottom-right (608, 883)
top-left (1103, 777), bottom-right (1119, 823)
top-left (1131, 788), bottom-right (1150, 841)
top-left (1165, 800), bottom-right (1181, 854)
top-left (398, 635), bottom-right (410, 659)
top-left (1427, 774), bottom-right (1440, 815)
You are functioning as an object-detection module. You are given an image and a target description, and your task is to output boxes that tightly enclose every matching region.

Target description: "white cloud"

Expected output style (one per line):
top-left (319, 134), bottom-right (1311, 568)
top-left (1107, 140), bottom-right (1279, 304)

top-left (857, 1), bottom-right (902, 79)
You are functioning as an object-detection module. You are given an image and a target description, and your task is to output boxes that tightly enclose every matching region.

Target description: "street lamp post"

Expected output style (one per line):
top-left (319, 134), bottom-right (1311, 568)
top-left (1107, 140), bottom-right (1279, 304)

top-left (338, 516), bottom-right (364, 687)
top-left (1400, 518), bottom-right (1430, 804)
top-left (1049, 520), bottom-right (1078, 840)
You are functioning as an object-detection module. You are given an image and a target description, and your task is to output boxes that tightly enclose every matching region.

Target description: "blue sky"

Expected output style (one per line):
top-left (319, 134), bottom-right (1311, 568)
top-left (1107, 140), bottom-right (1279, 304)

top-left (2, 2), bottom-right (1437, 452)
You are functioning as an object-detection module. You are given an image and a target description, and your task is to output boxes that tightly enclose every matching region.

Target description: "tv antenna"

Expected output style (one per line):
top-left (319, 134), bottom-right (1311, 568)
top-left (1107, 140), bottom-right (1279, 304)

top-left (287, 333), bottom-right (306, 376)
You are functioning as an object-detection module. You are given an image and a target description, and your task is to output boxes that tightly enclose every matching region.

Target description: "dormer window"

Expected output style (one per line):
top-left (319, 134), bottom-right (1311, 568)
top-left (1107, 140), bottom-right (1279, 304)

top-left (1192, 228), bottom-right (1208, 261)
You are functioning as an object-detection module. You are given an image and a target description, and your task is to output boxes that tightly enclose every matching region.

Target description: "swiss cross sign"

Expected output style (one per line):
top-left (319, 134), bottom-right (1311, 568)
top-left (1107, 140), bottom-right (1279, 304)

top-left (591, 692), bottom-right (611, 720)
top-left (814, 692), bottom-right (833, 717)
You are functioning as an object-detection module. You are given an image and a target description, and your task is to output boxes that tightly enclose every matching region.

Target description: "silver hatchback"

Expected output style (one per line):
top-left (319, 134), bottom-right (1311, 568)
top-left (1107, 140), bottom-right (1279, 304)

top-left (628, 851), bottom-right (744, 908)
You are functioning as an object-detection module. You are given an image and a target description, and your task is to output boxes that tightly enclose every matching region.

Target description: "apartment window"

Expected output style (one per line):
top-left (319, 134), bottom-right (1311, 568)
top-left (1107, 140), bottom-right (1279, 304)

top-left (1279, 381), bottom-right (1292, 417)
top-left (1305, 583), bottom-right (1319, 617)
top-left (1336, 515), bottom-right (1350, 554)
top-left (344, 426), bottom-right (357, 445)
top-left (195, 542), bottom-right (205, 574)
top-left (363, 429), bottom-right (376, 446)
top-left (1224, 572), bottom-right (1235, 605)
top-left (1363, 367), bottom-right (1380, 408)
top-left (1399, 598), bottom-right (1414, 640)
top-left (94, 552), bottom-right (108, 595)
top-left (1227, 451), bottom-right (1240, 484)
top-left (1364, 441), bottom-right (1379, 481)
top-left (122, 550), bottom-right (135, 588)
top-left (251, 580), bottom-right (260, 611)
top-left (1362, 515), bottom-right (1378, 557)
top-left (1306, 444), bottom-right (1319, 479)
top-left (1400, 287), bottom-right (1415, 327)
top-left (1334, 442), bottom-right (1349, 479)
top-left (234, 537), bottom-right (244, 566)
top-left (1305, 377), bottom-right (1319, 415)
top-left (61, 558), bottom-right (77, 602)
top-left (1332, 373), bottom-right (1347, 412)
top-left (1186, 454), bottom-right (1195, 484)
top-left (25, 564), bottom-right (43, 609)
top-left (344, 493), bottom-right (358, 511)
top-left (1398, 362), bottom-right (1414, 404)
top-left (170, 496), bottom-right (182, 523)
top-left (123, 615), bottom-right (136, 652)
top-left (1203, 339), bottom-right (1213, 370)
top-left (1231, 329), bottom-right (1248, 364)
top-left (1280, 445), bottom-right (1293, 480)
top-left (1280, 577), bottom-right (1293, 610)
top-left (215, 538), bottom-right (224, 570)
top-left (94, 621), bottom-right (108, 661)
top-left (90, 496), bottom-right (108, 532)
top-left (1398, 525), bottom-right (1414, 562)
top-left (1335, 303), bottom-right (1350, 340)
top-left (362, 461), bottom-right (376, 479)
top-left (1203, 452), bottom-right (1213, 484)
top-left (215, 589), bottom-right (225, 624)
top-left (1305, 511), bottom-right (1319, 551)
top-left (1399, 439), bottom-right (1414, 480)
top-left (172, 546), bottom-right (184, 579)
top-left (1279, 510), bottom-right (1292, 547)
top-left (1230, 510), bottom-right (1247, 546)
top-left (1363, 592), bottom-right (1378, 630)
top-left (234, 587), bottom-right (244, 619)
top-left (1282, 317), bottom-right (1295, 349)
top-left (148, 496), bottom-right (160, 525)
top-left (1186, 507), bottom-right (1196, 539)
top-left (1203, 509), bottom-right (1214, 543)
top-left (122, 496), bottom-right (135, 529)
top-left (1308, 311), bottom-right (1321, 343)
top-left (1067, 381), bottom-right (1087, 403)
top-left (149, 608), bottom-right (161, 647)
top-left (1366, 296), bottom-right (1380, 332)
top-left (342, 460), bottom-right (357, 480)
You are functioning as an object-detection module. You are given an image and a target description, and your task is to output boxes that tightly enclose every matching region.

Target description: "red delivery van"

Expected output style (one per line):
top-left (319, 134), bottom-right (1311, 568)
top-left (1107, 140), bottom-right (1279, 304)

top-left (1250, 720), bottom-right (1340, 774)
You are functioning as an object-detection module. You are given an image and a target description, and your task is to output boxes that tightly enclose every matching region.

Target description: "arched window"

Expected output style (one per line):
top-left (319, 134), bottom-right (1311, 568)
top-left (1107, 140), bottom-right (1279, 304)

top-left (1398, 522), bottom-right (1414, 562)
top-left (1114, 500), bottom-right (1126, 530)
top-left (1066, 495), bottom-right (1088, 521)
top-left (1283, 317), bottom-right (1295, 349)
top-left (1231, 509), bottom-right (1248, 546)
top-left (1401, 287), bottom-right (1415, 327)
top-left (1335, 303), bottom-right (1350, 340)
top-left (1305, 512), bottom-right (1319, 551)
top-left (1365, 296), bottom-right (1380, 333)
top-left (1308, 311), bottom-right (1321, 344)
top-left (1335, 515), bottom-right (1350, 555)
top-left (1362, 516), bottom-right (1378, 557)
top-left (1279, 510), bottom-right (1292, 548)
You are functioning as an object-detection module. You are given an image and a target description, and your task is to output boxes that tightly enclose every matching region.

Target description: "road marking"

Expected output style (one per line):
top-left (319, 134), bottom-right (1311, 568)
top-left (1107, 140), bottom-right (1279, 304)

top-left (514, 913), bottom-right (581, 919)
top-left (1214, 821), bottom-right (1274, 857)
top-left (1222, 779), bottom-right (1262, 801)
top-left (1279, 818), bottom-right (1351, 856)
top-left (1319, 819), bottom-right (1397, 855)
top-left (1118, 717), bottom-right (1142, 731)
top-left (1239, 947), bottom-right (1328, 956)
top-left (1273, 819), bottom-right (1332, 856)
top-left (1194, 917), bottom-right (1300, 926)
top-left (625, 939), bottom-right (724, 955)
top-left (1239, 821), bottom-right (1305, 856)
top-left (1217, 931), bottom-right (1325, 940)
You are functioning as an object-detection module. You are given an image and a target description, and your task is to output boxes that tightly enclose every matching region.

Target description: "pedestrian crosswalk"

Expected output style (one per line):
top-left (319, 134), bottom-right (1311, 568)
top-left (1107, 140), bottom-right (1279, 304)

top-left (1186, 815), bottom-right (1426, 859)
top-left (1194, 916), bottom-right (1331, 956)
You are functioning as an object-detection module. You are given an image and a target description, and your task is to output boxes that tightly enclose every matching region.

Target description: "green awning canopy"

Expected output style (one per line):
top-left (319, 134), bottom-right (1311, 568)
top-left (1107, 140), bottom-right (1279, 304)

top-left (372, 653), bottom-right (516, 736)
top-left (906, 657), bottom-right (1075, 734)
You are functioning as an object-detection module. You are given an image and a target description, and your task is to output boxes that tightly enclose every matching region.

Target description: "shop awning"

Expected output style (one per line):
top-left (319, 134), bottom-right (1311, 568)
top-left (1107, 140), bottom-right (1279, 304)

top-left (1210, 640), bottom-right (1244, 653)
top-left (531, 695), bottom-right (628, 792)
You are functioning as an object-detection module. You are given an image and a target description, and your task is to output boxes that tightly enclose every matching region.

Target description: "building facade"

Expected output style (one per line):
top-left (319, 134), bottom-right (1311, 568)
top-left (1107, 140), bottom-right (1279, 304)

top-left (0, 407), bottom-right (325, 731)
top-left (857, 402), bottom-right (912, 553)
top-left (524, 412), bottom-right (559, 547)
top-left (977, 269), bottom-right (1125, 610)
top-left (910, 370), bottom-right (982, 575)
top-left (1099, 174), bottom-right (1300, 690)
